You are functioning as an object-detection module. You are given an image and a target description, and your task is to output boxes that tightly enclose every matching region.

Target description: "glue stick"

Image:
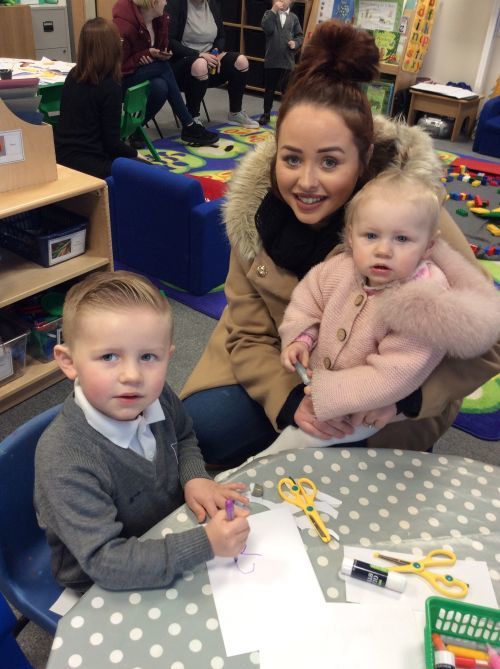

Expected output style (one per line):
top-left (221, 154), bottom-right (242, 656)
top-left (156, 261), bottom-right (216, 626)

top-left (434, 650), bottom-right (456, 669)
top-left (341, 557), bottom-right (406, 593)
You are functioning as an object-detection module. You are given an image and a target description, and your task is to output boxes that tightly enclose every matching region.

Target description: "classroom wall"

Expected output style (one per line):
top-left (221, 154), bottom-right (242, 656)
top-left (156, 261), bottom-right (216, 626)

top-left (419, 0), bottom-right (500, 97)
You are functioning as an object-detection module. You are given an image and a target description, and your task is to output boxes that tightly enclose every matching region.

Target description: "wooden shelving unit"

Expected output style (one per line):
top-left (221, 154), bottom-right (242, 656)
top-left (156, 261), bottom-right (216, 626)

top-left (0, 165), bottom-right (113, 413)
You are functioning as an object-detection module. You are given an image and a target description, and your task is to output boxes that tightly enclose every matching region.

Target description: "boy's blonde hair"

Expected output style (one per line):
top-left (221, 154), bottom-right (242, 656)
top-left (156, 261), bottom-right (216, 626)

top-left (345, 171), bottom-right (442, 239)
top-left (132, 0), bottom-right (157, 9)
top-left (62, 271), bottom-right (172, 346)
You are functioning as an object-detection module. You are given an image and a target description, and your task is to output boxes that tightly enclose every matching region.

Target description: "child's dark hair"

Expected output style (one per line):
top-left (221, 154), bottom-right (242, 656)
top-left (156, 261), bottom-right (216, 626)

top-left (74, 18), bottom-right (122, 86)
top-left (271, 20), bottom-right (380, 192)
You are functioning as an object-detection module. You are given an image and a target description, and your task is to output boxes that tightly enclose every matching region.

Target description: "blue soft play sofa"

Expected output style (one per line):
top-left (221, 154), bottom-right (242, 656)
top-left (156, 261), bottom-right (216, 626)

top-left (473, 96), bottom-right (500, 159)
top-left (107, 158), bottom-right (230, 295)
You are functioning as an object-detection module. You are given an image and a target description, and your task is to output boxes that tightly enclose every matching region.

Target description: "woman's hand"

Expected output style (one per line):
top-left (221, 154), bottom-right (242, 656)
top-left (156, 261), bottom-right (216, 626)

top-left (200, 51), bottom-right (219, 69)
top-left (150, 47), bottom-right (172, 60)
top-left (349, 404), bottom-right (397, 431)
top-left (294, 396), bottom-right (354, 439)
top-left (138, 51), bottom-right (154, 65)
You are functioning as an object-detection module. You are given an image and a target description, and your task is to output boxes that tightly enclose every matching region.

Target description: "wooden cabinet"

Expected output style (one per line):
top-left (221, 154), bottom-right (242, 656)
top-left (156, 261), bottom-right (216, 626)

top-left (0, 166), bottom-right (113, 412)
top-left (0, 5), bottom-right (36, 59)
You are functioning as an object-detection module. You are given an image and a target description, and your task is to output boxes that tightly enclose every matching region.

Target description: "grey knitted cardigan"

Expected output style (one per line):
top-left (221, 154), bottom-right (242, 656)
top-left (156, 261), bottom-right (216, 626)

top-left (261, 9), bottom-right (303, 70)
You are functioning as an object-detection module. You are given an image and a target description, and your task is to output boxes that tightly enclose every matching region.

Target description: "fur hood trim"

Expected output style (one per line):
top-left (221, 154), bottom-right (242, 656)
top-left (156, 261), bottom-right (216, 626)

top-left (223, 115), bottom-right (443, 261)
top-left (378, 240), bottom-right (500, 359)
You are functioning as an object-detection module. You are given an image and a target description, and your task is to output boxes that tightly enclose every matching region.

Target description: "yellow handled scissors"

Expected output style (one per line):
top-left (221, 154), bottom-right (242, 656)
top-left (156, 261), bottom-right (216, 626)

top-left (278, 477), bottom-right (331, 543)
top-left (374, 549), bottom-right (469, 599)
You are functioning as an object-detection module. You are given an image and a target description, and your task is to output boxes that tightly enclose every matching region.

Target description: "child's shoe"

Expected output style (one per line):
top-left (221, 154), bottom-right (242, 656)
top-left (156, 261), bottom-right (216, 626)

top-left (181, 122), bottom-right (218, 146)
top-left (227, 110), bottom-right (259, 129)
top-left (259, 113), bottom-right (271, 126)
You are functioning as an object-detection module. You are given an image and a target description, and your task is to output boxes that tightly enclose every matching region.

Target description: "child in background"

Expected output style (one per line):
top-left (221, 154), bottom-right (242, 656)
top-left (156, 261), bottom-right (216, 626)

top-left (262, 172), bottom-right (500, 454)
top-left (35, 271), bottom-right (249, 592)
top-left (259, 0), bottom-right (303, 126)
top-left (55, 18), bottom-right (139, 179)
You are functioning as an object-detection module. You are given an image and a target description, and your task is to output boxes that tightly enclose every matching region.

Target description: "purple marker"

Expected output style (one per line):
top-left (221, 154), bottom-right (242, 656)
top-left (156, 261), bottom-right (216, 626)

top-left (225, 499), bottom-right (237, 563)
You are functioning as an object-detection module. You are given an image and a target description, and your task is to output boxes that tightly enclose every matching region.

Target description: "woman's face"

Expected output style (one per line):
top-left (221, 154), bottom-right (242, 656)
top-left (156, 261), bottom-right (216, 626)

top-left (275, 104), bottom-right (364, 228)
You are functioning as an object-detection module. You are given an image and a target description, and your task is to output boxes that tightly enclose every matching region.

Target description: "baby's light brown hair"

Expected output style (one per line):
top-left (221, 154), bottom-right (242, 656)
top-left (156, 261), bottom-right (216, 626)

top-left (344, 170), bottom-right (442, 243)
top-left (61, 271), bottom-right (172, 346)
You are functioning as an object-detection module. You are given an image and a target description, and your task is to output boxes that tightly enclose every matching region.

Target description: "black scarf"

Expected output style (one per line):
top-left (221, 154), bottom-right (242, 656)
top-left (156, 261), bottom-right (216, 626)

top-left (255, 190), bottom-right (345, 279)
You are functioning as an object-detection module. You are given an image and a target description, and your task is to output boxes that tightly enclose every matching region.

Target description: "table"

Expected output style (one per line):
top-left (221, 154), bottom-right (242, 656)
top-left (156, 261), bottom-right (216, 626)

top-left (46, 448), bottom-right (500, 669)
top-left (408, 90), bottom-right (482, 142)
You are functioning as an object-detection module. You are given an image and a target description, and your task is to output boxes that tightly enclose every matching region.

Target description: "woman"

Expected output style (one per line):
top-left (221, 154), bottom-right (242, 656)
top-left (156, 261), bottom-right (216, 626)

top-left (55, 18), bottom-right (138, 179)
top-left (181, 20), bottom-right (500, 465)
top-left (168, 0), bottom-right (259, 128)
top-left (112, 0), bottom-right (218, 146)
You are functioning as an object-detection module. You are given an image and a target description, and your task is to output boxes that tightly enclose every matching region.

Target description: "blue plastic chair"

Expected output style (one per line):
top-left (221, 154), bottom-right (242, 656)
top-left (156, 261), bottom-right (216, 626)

top-left (0, 593), bottom-right (33, 669)
top-left (0, 405), bottom-right (63, 635)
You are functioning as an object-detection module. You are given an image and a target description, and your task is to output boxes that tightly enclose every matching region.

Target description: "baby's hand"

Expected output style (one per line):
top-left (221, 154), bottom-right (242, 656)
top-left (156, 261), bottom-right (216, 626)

top-left (281, 341), bottom-right (310, 372)
top-left (205, 507), bottom-right (250, 558)
top-left (184, 478), bottom-right (249, 523)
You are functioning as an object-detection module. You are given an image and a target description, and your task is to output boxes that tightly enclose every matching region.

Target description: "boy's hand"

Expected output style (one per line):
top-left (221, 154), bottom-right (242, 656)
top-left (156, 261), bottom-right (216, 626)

top-left (288, 40), bottom-right (296, 49)
top-left (272, 0), bottom-right (285, 12)
top-left (205, 507), bottom-right (250, 558)
top-left (281, 341), bottom-right (310, 372)
top-left (184, 478), bottom-right (249, 523)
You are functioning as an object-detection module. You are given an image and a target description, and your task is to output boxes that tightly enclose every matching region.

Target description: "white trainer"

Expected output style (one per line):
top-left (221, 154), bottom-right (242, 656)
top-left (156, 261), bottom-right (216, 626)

top-left (227, 110), bottom-right (259, 129)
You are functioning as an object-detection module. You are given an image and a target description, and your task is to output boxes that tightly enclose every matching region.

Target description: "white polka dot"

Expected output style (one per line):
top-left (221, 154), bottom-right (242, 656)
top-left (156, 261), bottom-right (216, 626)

top-left (314, 450), bottom-right (324, 460)
top-left (495, 553), bottom-right (500, 564)
top-left (326, 587), bottom-right (339, 599)
top-left (201, 584), bottom-right (212, 596)
top-left (367, 449), bottom-right (377, 457)
top-left (379, 508), bottom-right (389, 518)
top-left (377, 472), bottom-right (387, 481)
top-left (211, 657), bottom-right (224, 669)
top-left (206, 618), bottom-right (219, 631)
top-left (438, 456), bottom-right (449, 465)
top-left (428, 517), bottom-right (439, 527)
top-left (443, 490), bottom-right (455, 500)
top-left (396, 483), bottom-right (406, 492)
top-left (168, 623), bottom-right (181, 636)
top-left (171, 663), bottom-right (184, 669)
top-left (275, 466), bottom-right (286, 476)
top-left (321, 475), bottom-right (332, 485)
top-left (458, 466), bottom-right (468, 475)
top-left (412, 458), bottom-right (422, 467)
top-left (477, 476), bottom-right (487, 485)
top-left (387, 495), bottom-right (398, 504)
top-left (150, 644), bottom-right (163, 658)
top-left (394, 449), bottom-right (403, 456)
top-left (385, 460), bottom-right (395, 469)
top-left (430, 468), bottom-right (441, 477)
top-left (457, 515), bottom-right (468, 525)
top-left (110, 650), bottom-right (123, 664)
top-left (166, 588), bottom-right (178, 599)
top-left (246, 468), bottom-right (257, 478)
top-left (317, 555), bottom-right (329, 567)
top-left (161, 527), bottom-right (173, 536)
top-left (359, 537), bottom-right (371, 547)
top-left (286, 453), bottom-right (296, 462)
top-left (349, 510), bottom-right (360, 520)
top-left (408, 506), bottom-right (419, 515)
top-left (176, 512), bottom-right (188, 523)
top-left (189, 639), bottom-right (202, 653)
top-left (368, 484), bottom-right (378, 493)
top-left (303, 464), bottom-right (313, 474)
top-left (339, 525), bottom-right (350, 535)
top-left (479, 526), bottom-right (490, 535)
top-left (390, 534), bottom-right (402, 544)
top-left (471, 489), bottom-right (482, 498)
top-left (91, 597), bottom-right (104, 609)
top-left (464, 501), bottom-right (475, 511)
top-left (186, 603), bottom-right (198, 615)
top-left (369, 522), bottom-right (380, 532)
top-left (416, 493), bottom-right (426, 502)
top-left (420, 531), bottom-right (432, 541)
top-left (110, 612), bottom-right (123, 625)
top-left (399, 520), bottom-right (410, 530)
top-left (349, 474), bottom-right (359, 483)
top-left (148, 608), bottom-right (161, 620)
top-left (423, 481), bottom-right (434, 489)
top-left (129, 593), bottom-right (141, 605)
top-left (450, 528), bottom-right (462, 538)
top-left (331, 463), bottom-right (341, 472)
top-left (90, 633), bottom-right (104, 645)
top-left (358, 461), bottom-right (368, 471)
top-left (404, 470), bottom-right (414, 479)
top-left (130, 628), bottom-right (143, 641)
top-left (489, 569), bottom-right (499, 581)
top-left (71, 616), bottom-right (85, 629)
top-left (492, 499), bottom-right (500, 509)
top-left (249, 651), bottom-right (260, 665)
top-left (328, 541), bottom-right (340, 551)
top-left (340, 486), bottom-right (350, 495)
top-left (412, 547), bottom-right (424, 557)
top-left (486, 512), bottom-right (497, 522)
top-left (183, 571), bottom-right (194, 581)
top-left (52, 637), bottom-right (63, 650)
top-left (359, 497), bottom-right (369, 506)
top-left (436, 504), bottom-right (447, 513)
top-left (483, 464), bottom-right (494, 473)
top-left (341, 450), bottom-right (351, 459)
top-left (464, 458), bottom-right (473, 464)
top-left (472, 540), bottom-right (484, 551)
top-left (68, 655), bottom-right (82, 668)
top-left (450, 479), bottom-right (461, 487)
top-left (264, 480), bottom-right (274, 488)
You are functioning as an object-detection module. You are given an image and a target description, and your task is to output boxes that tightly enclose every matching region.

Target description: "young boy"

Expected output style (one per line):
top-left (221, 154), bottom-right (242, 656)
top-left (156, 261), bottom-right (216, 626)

top-left (260, 172), bottom-right (500, 455)
top-left (259, 0), bottom-right (303, 126)
top-left (34, 271), bottom-right (249, 592)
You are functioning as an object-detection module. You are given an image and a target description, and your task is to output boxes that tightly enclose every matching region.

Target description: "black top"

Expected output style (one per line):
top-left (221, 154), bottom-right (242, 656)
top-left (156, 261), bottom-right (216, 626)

top-left (55, 70), bottom-right (137, 179)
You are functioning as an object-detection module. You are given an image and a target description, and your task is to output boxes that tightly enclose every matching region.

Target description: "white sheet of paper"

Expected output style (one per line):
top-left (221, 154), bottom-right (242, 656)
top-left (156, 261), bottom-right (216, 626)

top-left (49, 588), bottom-right (80, 616)
top-left (343, 547), bottom-right (498, 612)
top-left (207, 505), bottom-right (325, 657)
top-left (260, 604), bottom-right (424, 669)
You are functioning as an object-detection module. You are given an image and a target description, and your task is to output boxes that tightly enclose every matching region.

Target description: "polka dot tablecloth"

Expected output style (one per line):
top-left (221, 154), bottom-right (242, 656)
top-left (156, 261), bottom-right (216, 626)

top-left (47, 448), bottom-right (500, 669)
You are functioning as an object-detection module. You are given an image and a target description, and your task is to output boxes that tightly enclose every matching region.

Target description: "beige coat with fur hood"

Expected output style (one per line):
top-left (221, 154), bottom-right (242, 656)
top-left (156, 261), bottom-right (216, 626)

top-left (181, 116), bottom-right (500, 452)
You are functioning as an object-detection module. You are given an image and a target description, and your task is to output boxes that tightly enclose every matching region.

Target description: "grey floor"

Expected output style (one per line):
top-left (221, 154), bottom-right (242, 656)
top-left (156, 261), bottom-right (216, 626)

top-left (4, 87), bottom-right (499, 668)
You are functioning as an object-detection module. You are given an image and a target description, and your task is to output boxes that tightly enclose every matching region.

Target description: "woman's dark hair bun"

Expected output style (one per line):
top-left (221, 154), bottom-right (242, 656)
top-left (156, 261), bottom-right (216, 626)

top-left (298, 19), bottom-right (380, 84)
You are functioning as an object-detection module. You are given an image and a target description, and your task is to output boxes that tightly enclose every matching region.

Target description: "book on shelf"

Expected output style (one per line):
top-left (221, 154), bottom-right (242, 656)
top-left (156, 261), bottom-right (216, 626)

top-left (410, 82), bottom-right (479, 100)
top-left (362, 80), bottom-right (395, 116)
top-left (0, 77), bottom-right (42, 124)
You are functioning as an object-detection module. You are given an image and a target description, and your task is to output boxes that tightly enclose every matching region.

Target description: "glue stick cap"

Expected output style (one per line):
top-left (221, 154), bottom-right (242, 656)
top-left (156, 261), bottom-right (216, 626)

top-left (434, 649), bottom-right (456, 669)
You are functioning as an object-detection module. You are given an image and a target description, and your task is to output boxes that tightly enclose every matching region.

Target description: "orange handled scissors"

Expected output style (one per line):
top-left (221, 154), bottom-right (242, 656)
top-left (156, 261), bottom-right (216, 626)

top-left (278, 477), bottom-right (331, 543)
top-left (374, 549), bottom-right (469, 599)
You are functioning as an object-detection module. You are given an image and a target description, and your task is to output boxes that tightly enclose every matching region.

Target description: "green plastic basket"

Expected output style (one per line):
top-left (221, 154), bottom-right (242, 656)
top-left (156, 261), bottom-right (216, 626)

top-left (424, 597), bottom-right (500, 668)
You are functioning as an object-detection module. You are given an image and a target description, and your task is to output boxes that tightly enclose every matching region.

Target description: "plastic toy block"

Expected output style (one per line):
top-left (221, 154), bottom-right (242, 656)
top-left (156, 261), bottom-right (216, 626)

top-left (450, 172), bottom-right (459, 177)
top-left (440, 177), bottom-right (447, 183)
top-left (459, 164), bottom-right (466, 174)
top-left (466, 201), bottom-right (474, 207)
top-left (460, 193), bottom-right (467, 200)
top-left (470, 207), bottom-right (492, 215)
top-left (462, 175), bottom-right (471, 182)
top-left (456, 208), bottom-right (469, 216)
top-left (486, 246), bottom-right (495, 256)
top-left (471, 180), bottom-right (481, 187)
top-left (486, 223), bottom-right (500, 236)
top-left (474, 196), bottom-right (483, 207)
top-left (446, 175), bottom-right (454, 182)
top-left (445, 193), bottom-right (450, 200)
top-left (477, 172), bottom-right (485, 177)
top-left (469, 243), bottom-right (479, 254)
top-left (481, 177), bottom-right (488, 185)
top-left (450, 193), bottom-right (460, 200)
